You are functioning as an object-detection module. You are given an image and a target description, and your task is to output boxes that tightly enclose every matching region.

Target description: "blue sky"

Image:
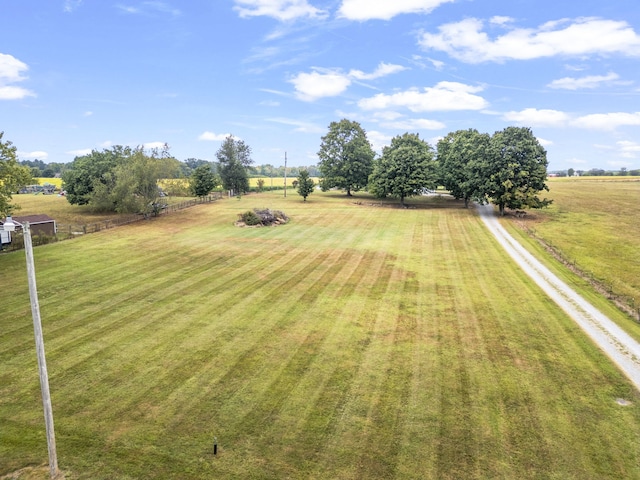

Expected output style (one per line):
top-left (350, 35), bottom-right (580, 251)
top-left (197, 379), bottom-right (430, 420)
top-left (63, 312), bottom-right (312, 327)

top-left (1, 0), bottom-right (640, 171)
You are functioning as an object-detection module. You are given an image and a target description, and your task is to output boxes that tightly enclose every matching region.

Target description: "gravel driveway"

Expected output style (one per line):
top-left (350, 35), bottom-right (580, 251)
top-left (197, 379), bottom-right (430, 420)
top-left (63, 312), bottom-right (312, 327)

top-left (477, 203), bottom-right (640, 392)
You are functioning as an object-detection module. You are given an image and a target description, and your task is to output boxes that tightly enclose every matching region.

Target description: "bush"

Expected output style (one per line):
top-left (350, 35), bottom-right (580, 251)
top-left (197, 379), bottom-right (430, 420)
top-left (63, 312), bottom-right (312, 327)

top-left (238, 209), bottom-right (289, 227)
top-left (239, 210), bottom-right (262, 226)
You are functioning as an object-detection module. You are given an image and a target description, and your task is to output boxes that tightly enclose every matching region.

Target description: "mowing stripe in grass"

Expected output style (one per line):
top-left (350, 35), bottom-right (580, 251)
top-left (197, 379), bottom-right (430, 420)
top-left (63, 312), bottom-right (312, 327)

top-left (3, 193), bottom-right (640, 479)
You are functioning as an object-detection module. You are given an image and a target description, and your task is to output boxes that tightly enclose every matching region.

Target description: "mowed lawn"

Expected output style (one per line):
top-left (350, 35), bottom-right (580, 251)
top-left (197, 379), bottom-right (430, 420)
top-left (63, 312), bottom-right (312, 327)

top-left (1, 191), bottom-right (640, 479)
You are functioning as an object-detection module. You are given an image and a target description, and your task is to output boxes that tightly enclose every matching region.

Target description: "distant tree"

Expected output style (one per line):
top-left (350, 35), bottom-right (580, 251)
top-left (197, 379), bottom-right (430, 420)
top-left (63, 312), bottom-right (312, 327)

top-left (62, 146), bottom-right (132, 205)
top-left (0, 132), bottom-right (33, 216)
top-left (296, 169), bottom-right (315, 201)
top-left (105, 145), bottom-right (179, 216)
top-left (369, 133), bottom-right (438, 206)
top-left (437, 129), bottom-right (491, 208)
top-left (256, 178), bottom-right (265, 192)
top-left (63, 144), bottom-right (179, 214)
top-left (484, 127), bottom-right (552, 215)
top-left (217, 136), bottom-right (253, 196)
top-left (318, 119), bottom-right (375, 196)
top-left (567, 167), bottom-right (575, 177)
top-left (190, 164), bottom-right (218, 197)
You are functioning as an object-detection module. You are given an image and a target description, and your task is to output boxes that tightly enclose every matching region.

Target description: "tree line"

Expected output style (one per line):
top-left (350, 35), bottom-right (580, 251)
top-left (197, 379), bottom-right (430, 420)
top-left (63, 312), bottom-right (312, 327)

top-left (317, 119), bottom-right (552, 214)
top-left (0, 123), bottom-right (634, 218)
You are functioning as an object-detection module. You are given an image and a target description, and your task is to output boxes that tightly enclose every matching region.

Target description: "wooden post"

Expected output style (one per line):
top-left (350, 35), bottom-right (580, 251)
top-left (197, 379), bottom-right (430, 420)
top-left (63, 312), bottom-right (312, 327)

top-left (24, 223), bottom-right (59, 478)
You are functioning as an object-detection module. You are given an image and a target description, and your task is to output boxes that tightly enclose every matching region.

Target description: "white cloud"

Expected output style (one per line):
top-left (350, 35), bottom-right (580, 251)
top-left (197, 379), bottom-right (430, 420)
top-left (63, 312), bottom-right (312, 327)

top-left (198, 131), bottom-right (231, 141)
top-left (0, 54), bottom-right (26, 83)
top-left (366, 130), bottom-right (393, 152)
top-left (617, 140), bottom-right (640, 158)
top-left (290, 69), bottom-right (352, 101)
top-left (373, 111), bottom-right (404, 121)
top-left (0, 53), bottom-right (35, 100)
top-left (233, 0), bottom-right (326, 21)
top-left (358, 81), bottom-right (488, 112)
top-left (419, 17), bottom-right (640, 63)
top-left (349, 62), bottom-right (407, 80)
top-left (537, 137), bottom-right (553, 147)
top-left (503, 108), bottom-right (571, 127)
top-left (572, 112), bottom-right (640, 130)
top-left (489, 16), bottom-right (513, 26)
top-left (408, 55), bottom-right (445, 70)
top-left (337, 0), bottom-right (453, 21)
top-left (0, 86), bottom-right (35, 100)
top-left (18, 150), bottom-right (48, 160)
top-left (547, 72), bottom-right (622, 90)
top-left (290, 63), bottom-right (406, 101)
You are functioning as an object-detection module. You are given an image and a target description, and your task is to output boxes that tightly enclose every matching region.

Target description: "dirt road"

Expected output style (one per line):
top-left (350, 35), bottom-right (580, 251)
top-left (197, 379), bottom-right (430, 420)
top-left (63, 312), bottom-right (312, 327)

top-left (477, 203), bottom-right (640, 391)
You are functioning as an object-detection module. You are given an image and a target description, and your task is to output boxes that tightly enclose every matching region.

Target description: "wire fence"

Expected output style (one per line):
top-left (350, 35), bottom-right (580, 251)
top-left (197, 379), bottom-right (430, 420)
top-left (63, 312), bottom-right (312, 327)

top-left (0, 193), bottom-right (222, 253)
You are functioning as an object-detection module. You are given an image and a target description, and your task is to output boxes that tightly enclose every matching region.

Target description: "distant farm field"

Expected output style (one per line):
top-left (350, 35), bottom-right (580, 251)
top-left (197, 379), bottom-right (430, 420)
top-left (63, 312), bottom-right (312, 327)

top-left (250, 176), bottom-right (319, 188)
top-left (509, 177), bottom-right (640, 311)
top-left (34, 177), bottom-right (63, 189)
top-left (1, 191), bottom-right (640, 479)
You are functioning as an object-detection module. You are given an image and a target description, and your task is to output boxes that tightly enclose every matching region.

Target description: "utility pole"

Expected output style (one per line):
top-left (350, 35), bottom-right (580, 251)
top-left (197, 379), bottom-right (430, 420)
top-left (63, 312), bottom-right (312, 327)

top-left (25, 223), bottom-right (59, 479)
top-left (284, 152), bottom-right (287, 198)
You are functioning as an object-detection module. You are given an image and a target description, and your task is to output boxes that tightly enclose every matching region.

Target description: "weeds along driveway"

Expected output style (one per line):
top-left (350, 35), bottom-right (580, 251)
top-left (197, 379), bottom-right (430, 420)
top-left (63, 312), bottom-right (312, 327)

top-left (476, 203), bottom-right (640, 391)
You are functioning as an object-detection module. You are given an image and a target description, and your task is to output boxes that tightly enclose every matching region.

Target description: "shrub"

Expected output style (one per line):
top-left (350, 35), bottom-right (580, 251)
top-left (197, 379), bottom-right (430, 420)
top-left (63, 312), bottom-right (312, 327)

top-left (239, 210), bottom-right (262, 226)
top-left (238, 209), bottom-right (289, 226)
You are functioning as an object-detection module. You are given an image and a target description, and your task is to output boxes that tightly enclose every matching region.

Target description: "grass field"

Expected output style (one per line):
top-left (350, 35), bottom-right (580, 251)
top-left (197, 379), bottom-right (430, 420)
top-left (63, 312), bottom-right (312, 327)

top-left (2, 191), bottom-right (640, 479)
top-left (507, 177), bottom-right (640, 311)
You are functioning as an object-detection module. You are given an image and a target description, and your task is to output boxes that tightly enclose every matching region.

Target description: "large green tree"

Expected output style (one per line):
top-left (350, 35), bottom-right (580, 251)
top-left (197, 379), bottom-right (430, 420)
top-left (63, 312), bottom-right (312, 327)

top-left (190, 164), bottom-right (219, 197)
top-left (107, 146), bottom-right (179, 216)
top-left (485, 126), bottom-right (552, 215)
top-left (369, 133), bottom-right (438, 206)
top-left (217, 136), bottom-right (253, 196)
top-left (62, 146), bottom-right (132, 206)
top-left (317, 119), bottom-right (375, 196)
top-left (296, 169), bottom-right (315, 201)
top-left (62, 145), bottom-right (179, 214)
top-left (437, 129), bottom-right (491, 208)
top-left (0, 132), bottom-right (32, 216)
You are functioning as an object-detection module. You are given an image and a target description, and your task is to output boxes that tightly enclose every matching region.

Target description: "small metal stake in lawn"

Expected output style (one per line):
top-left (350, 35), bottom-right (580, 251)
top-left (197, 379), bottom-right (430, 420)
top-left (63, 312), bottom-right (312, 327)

top-left (214, 436), bottom-right (218, 455)
top-left (1, 217), bottom-right (59, 478)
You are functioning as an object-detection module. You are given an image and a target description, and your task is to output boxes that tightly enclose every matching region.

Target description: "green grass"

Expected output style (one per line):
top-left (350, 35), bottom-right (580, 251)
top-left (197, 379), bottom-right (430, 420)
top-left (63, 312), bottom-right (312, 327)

top-left (507, 177), bottom-right (640, 311)
top-left (2, 191), bottom-right (640, 479)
